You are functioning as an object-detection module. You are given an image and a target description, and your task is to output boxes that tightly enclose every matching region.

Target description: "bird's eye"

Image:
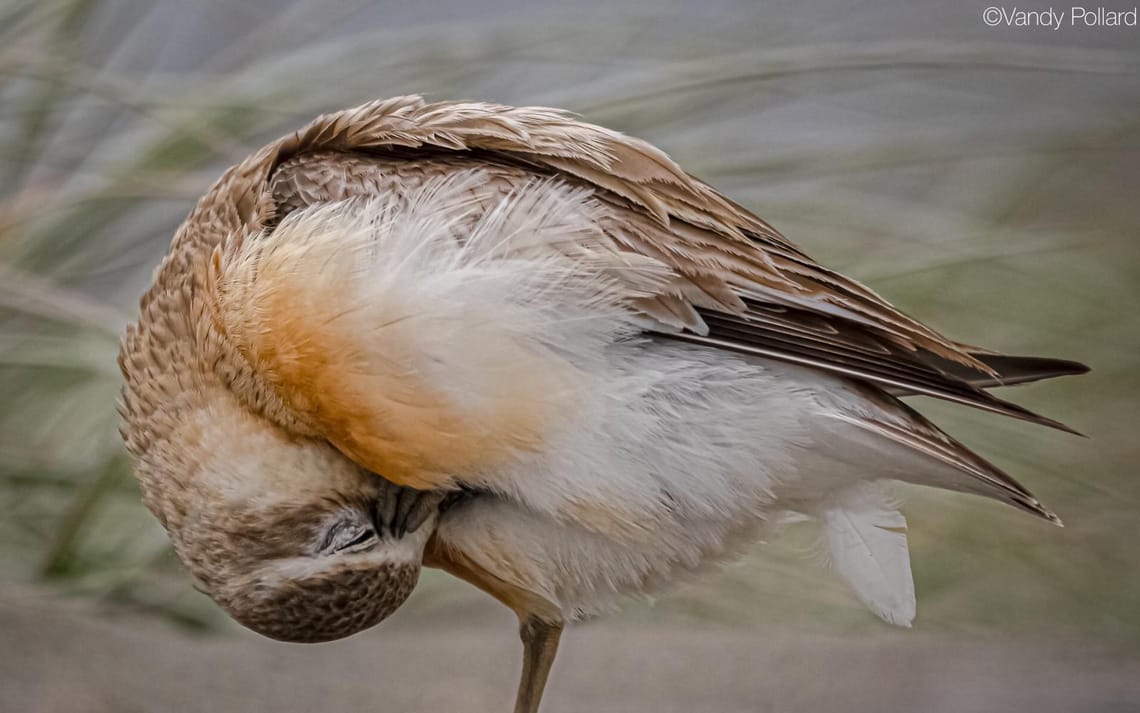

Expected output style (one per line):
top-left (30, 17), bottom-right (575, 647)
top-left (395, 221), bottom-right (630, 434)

top-left (339, 528), bottom-right (376, 551)
top-left (320, 521), bottom-right (377, 554)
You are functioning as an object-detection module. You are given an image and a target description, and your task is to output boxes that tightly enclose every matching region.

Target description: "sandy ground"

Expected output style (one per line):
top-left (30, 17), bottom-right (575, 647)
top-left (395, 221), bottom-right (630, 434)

top-left (2, 587), bottom-right (1138, 713)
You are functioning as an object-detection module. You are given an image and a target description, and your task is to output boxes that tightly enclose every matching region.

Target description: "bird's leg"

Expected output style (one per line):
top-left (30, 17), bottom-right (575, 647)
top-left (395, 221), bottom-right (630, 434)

top-left (513, 616), bottom-right (564, 713)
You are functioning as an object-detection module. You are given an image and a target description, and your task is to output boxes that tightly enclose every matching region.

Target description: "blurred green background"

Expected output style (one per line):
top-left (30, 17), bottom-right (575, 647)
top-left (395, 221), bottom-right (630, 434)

top-left (1, 0), bottom-right (1138, 710)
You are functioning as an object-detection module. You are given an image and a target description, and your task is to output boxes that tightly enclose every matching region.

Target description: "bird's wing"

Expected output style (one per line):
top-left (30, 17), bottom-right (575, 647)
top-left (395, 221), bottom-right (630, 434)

top-left (189, 96), bottom-right (1085, 492)
top-left (245, 96), bottom-right (1081, 431)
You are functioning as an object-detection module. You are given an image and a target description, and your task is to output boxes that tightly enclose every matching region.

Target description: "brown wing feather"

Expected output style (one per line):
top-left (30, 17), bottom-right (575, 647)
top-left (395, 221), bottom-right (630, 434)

top-left (264, 97), bottom-right (984, 360)
top-left (933, 352), bottom-right (1090, 389)
top-left (172, 95), bottom-right (1083, 435)
top-left (665, 303), bottom-right (1083, 434)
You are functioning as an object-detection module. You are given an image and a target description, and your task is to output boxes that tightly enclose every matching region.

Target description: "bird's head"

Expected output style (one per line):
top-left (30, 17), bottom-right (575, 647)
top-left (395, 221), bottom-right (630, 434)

top-left (120, 370), bottom-right (436, 643)
top-left (182, 480), bottom-right (432, 643)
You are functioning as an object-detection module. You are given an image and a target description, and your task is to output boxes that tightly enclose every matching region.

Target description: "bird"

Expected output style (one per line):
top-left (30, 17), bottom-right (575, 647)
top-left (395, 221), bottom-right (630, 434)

top-left (118, 95), bottom-right (1087, 713)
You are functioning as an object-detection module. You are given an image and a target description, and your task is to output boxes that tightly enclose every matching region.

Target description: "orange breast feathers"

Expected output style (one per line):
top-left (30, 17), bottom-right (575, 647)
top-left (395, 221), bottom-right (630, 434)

top-left (203, 192), bottom-right (606, 491)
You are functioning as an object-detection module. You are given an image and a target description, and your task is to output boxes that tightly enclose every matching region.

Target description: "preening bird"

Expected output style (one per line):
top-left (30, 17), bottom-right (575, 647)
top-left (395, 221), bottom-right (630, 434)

top-left (118, 96), bottom-right (1087, 713)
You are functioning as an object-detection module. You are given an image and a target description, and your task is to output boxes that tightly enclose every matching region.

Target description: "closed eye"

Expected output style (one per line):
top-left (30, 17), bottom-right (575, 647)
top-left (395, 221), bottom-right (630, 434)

top-left (320, 521), bottom-right (378, 554)
top-left (339, 528), bottom-right (376, 551)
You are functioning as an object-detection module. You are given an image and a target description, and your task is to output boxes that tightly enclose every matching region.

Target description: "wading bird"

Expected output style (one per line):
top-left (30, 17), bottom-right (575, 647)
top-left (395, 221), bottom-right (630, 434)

top-left (119, 96), bottom-right (1086, 713)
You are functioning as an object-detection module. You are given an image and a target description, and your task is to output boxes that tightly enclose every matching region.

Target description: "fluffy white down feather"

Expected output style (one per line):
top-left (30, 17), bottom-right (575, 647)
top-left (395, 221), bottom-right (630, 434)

top-left (261, 171), bottom-right (928, 623)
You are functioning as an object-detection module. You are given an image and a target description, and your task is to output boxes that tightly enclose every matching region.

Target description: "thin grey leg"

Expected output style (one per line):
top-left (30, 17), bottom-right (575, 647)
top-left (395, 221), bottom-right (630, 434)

top-left (513, 616), bottom-right (564, 713)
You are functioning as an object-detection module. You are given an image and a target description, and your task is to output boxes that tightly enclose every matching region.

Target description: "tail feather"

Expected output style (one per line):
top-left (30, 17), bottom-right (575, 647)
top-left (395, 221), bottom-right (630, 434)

top-left (822, 382), bottom-right (1064, 525)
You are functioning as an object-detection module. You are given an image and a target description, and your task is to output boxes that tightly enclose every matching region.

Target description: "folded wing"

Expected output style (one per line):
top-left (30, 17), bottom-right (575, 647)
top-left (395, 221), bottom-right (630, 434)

top-left (181, 95), bottom-right (1084, 503)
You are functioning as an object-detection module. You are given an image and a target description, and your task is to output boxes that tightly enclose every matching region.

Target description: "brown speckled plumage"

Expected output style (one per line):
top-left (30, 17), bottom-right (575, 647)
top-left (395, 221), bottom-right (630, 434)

top-left (231, 560), bottom-right (419, 644)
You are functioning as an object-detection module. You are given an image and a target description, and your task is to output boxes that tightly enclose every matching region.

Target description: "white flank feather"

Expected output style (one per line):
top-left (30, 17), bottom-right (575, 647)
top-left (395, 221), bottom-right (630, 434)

top-left (822, 484), bottom-right (916, 627)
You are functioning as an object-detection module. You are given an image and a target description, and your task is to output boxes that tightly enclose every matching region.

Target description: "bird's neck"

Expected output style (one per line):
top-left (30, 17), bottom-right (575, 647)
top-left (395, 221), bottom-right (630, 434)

top-left (117, 252), bottom-right (320, 534)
